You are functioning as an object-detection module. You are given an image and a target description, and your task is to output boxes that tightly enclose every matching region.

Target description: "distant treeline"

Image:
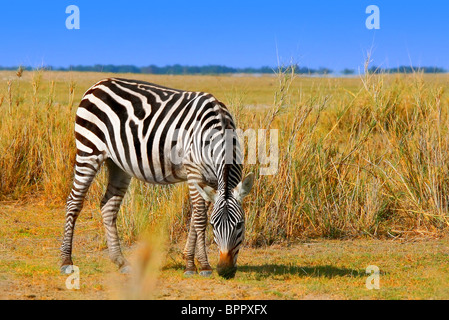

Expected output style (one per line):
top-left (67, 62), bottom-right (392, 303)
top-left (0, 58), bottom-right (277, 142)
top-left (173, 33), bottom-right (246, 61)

top-left (0, 64), bottom-right (332, 75)
top-left (0, 64), bottom-right (446, 75)
top-left (366, 66), bottom-right (447, 74)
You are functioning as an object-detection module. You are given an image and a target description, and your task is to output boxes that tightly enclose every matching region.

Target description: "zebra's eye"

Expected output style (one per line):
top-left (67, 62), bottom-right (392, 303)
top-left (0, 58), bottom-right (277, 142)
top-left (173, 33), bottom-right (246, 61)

top-left (236, 221), bottom-right (244, 229)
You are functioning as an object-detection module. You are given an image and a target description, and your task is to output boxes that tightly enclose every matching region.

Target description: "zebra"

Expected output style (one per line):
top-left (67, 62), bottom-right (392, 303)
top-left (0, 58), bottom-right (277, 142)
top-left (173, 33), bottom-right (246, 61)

top-left (60, 78), bottom-right (254, 279)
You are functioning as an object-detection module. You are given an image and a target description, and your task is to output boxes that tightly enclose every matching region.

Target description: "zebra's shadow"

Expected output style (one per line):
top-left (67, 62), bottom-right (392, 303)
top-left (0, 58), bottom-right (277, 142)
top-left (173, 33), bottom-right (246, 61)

top-left (237, 264), bottom-right (364, 279)
top-left (161, 255), bottom-right (364, 279)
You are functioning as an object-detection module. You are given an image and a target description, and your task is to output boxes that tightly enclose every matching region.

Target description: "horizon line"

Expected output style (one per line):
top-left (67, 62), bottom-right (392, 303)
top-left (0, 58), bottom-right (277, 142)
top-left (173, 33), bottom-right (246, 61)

top-left (0, 64), bottom-right (447, 75)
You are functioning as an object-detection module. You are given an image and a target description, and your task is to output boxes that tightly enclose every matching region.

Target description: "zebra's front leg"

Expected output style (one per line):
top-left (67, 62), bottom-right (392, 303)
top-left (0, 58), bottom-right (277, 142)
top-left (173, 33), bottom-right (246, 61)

top-left (101, 160), bottom-right (132, 273)
top-left (184, 183), bottom-right (212, 276)
top-left (183, 217), bottom-right (198, 275)
top-left (194, 209), bottom-right (213, 277)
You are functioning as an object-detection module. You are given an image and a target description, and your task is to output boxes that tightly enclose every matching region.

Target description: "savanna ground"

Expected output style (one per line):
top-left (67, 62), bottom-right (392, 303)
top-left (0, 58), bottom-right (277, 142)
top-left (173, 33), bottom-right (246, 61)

top-left (1, 69), bottom-right (449, 299)
top-left (2, 204), bottom-right (449, 300)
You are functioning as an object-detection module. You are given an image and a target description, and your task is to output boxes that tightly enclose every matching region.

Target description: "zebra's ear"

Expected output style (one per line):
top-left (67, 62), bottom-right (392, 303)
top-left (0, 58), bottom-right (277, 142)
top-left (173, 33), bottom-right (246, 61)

top-left (194, 183), bottom-right (217, 203)
top-left (233, 173), bottom-right (255, 202)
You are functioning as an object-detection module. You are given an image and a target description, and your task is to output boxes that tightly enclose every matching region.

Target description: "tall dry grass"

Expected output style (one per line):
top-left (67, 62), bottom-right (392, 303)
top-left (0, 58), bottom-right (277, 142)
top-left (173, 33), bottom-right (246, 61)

top-left (239, 67), bottom-right (449, 244)
top-left (0, 70), bottom-right (75, 200)
top-left (1, 68), bottom-right (449, 248)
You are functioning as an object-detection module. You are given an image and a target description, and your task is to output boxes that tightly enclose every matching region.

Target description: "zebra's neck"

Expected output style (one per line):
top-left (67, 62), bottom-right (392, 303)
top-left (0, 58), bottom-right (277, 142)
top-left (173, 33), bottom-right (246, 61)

top-left (208, 131), bottom-right (243, 196)
top-left (184, 98), bottom-right (242, 191)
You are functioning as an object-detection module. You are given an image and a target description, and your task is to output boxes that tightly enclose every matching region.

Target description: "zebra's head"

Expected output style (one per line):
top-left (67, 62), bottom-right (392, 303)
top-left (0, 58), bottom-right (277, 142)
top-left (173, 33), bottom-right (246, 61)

top-left (195, 173), bottom-right (254, 279)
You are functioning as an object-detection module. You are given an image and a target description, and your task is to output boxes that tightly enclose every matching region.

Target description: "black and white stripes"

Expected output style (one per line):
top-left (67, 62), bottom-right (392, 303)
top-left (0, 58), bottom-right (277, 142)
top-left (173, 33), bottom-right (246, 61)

top-left (60, 78), bottom-right (254, 278)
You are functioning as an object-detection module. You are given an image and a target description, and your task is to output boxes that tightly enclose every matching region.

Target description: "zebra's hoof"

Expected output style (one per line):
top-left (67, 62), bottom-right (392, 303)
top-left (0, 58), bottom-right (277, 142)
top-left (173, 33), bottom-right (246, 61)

top-left (61, 265), bottom-right (74, 275)
top-left (199, 270), bottom-right (213, 277)
top-left (120, 266), bottom-right (132, 274)
top-left (183, 270), bottom-right (197, 277)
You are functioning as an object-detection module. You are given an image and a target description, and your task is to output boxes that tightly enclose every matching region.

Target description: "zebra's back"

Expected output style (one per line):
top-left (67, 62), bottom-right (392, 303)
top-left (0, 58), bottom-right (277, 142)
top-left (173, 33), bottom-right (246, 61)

top-left (75, 78), bottom-right (224, 185)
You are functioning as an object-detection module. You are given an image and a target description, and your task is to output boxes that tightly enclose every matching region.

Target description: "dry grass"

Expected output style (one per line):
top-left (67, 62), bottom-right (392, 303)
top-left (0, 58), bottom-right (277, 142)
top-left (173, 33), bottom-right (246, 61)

top-left (1, 69), bottom-right (449, 249)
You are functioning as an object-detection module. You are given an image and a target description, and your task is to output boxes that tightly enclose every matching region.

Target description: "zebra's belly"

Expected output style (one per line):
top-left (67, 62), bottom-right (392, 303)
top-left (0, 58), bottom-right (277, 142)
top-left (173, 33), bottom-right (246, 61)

top-left (110, 155), bottom-right (188, 185)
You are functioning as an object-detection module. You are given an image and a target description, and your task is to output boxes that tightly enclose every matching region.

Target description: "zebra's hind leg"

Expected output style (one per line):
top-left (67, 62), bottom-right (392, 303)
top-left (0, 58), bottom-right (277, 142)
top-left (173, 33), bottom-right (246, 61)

top-left (60, 154), bottom-right (104, 274)
top-left (100, 159), bottom-right (132, 273)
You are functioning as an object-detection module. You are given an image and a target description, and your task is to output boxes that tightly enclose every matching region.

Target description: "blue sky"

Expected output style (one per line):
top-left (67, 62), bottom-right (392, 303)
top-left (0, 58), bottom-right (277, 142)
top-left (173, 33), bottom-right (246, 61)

top-left (0, 1), bottom-right (448, 72)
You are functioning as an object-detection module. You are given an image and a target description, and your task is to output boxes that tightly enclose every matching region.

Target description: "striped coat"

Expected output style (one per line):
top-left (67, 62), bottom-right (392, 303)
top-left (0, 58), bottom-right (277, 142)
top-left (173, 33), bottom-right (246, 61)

top-left (60, 78), bottom-right (254, 278)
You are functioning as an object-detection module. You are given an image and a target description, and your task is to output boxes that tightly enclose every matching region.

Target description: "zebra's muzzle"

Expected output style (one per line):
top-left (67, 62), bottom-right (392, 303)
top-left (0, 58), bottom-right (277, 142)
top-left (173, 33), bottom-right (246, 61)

top-left (217, 252), bottom-right (237, 279)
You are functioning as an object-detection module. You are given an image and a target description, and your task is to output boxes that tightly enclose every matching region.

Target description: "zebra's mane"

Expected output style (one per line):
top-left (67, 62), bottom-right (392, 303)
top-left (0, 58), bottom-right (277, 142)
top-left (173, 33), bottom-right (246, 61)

top-left (215, 102), bottom-right (242, 199)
